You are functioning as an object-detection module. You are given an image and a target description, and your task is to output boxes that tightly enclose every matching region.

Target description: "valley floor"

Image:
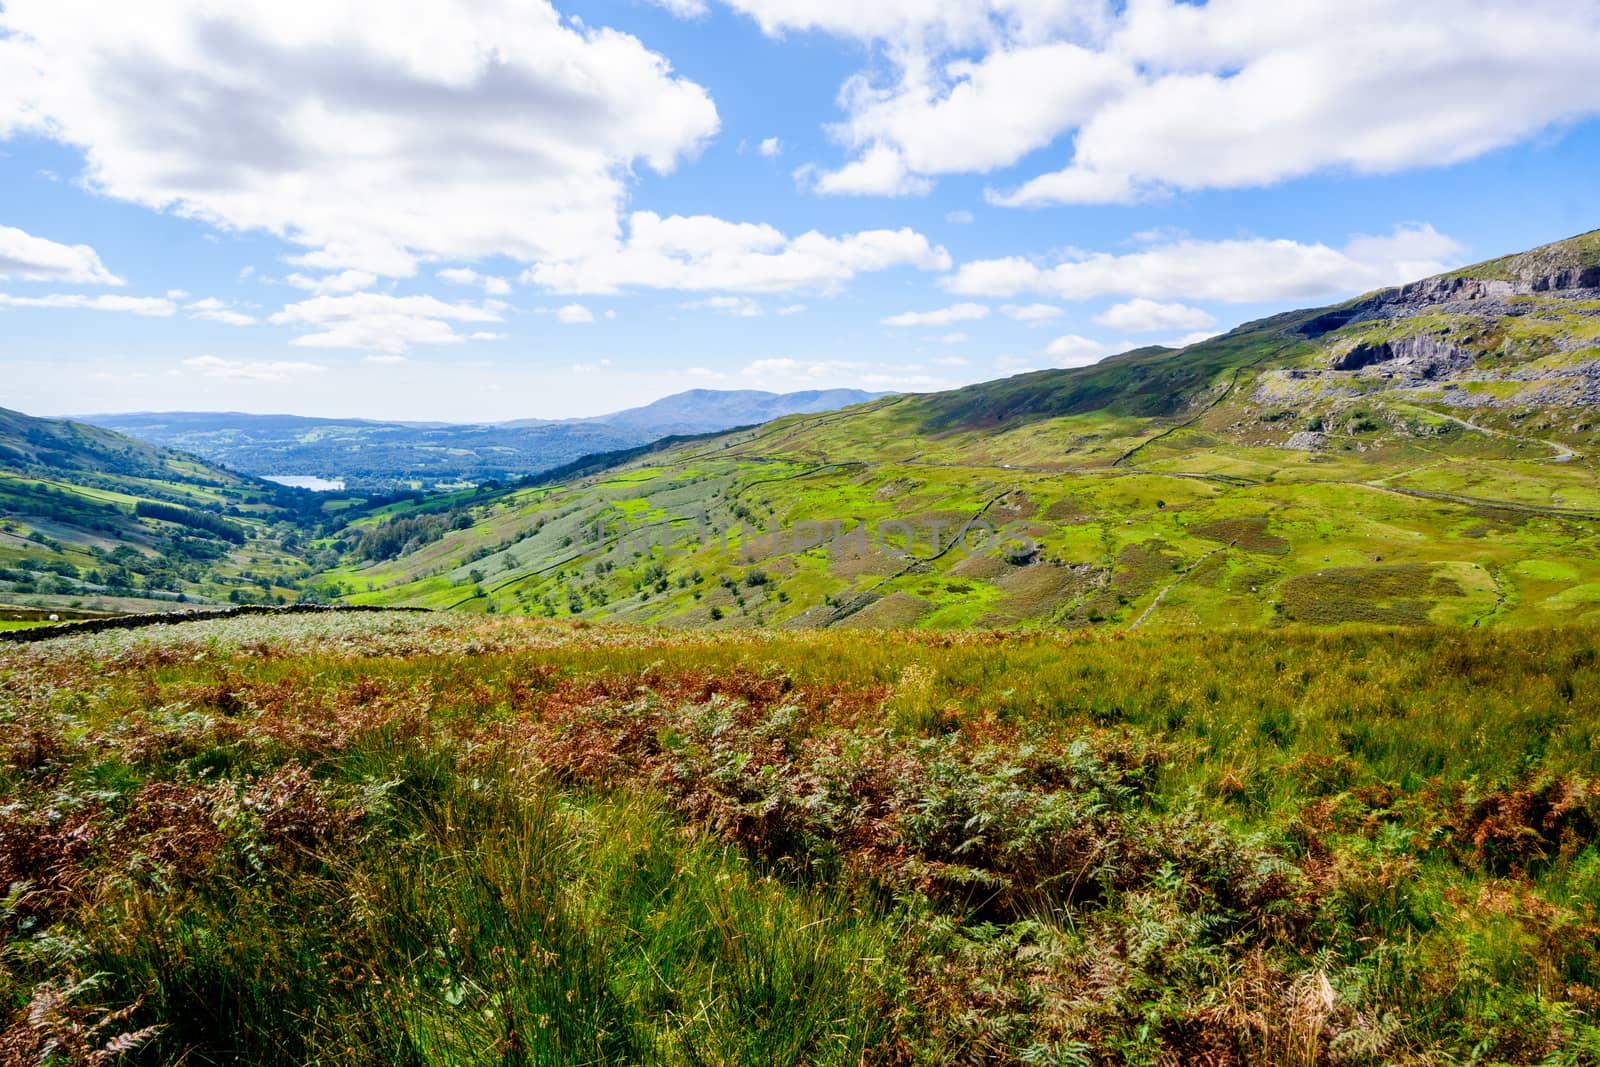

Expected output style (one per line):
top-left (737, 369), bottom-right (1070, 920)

top-left (2, 612), bottom-right (1597, 1064)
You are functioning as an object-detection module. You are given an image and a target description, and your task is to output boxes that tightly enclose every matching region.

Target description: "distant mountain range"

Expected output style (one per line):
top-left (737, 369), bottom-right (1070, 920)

top-left (84, 388), bottom-right (887, 490)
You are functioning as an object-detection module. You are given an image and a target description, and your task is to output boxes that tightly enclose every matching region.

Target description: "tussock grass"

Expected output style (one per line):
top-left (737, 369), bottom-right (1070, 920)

top-left (1, 613), bottom-right (1598, 1063)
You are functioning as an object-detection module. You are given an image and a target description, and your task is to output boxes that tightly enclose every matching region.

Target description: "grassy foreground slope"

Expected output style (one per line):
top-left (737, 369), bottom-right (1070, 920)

top-left (1, 612), bottom-right (1596, 1064)
top-left (325, 232), bottom-right (1600, 630)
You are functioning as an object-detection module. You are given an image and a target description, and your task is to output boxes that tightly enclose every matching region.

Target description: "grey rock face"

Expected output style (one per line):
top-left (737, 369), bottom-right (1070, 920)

top-left (1328, 334), bottom-right (1474, 379)
top-left (1300, 267), bottom-right (1599, 339)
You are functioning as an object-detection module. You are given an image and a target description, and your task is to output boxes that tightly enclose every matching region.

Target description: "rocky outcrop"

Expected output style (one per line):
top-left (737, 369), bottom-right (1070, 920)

top-left (1284, 431), bottom-right (1327, 451)
top-left (1531, 265), bottom-right (1600, 291)
top-left (1328, 334), bottom-right (1474, 379)
top-left (1299, 261), bottom-right (1600, 339)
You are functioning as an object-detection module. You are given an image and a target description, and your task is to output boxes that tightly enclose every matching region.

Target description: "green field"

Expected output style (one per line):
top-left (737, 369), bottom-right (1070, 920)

top-left (2, 612), bottom-right (1597, 1064)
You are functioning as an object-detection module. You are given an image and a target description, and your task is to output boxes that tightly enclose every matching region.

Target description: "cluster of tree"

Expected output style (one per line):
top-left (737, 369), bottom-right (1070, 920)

top-left (0, 482), bottom-right (125, 534)
top-left (134, 501), bottom-right (247, 544)
top-left (351, 509), bottom-right (472, 561)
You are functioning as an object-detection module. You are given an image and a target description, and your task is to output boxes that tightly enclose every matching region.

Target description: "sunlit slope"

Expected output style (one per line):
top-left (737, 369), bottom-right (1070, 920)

top-left (325, 231), bottom-right (1600, 629)
top-left (0, 407), bottom-right (319, 610)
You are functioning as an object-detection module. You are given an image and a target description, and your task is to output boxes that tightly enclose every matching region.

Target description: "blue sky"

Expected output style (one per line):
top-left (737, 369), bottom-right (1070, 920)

top-left (1, 0), bottom-right (1597, 422)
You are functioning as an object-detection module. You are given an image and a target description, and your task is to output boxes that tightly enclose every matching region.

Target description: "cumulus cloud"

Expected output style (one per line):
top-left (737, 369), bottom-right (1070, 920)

top-left (802, 145), bottom-right (932, 197)
top-left (286, 270), bottom-right (379, 295)
top-left (684, 295), bottom-right (764, 317)
top-left (720, 0), bottom-right (1600, 203)
top-left (1092, 298), bottom-right (1214, 332)
top-left (814, 40), bottom-right (1131, 196)
top-left (0, 224), bottom-right (122, 284)
top-left (999, 302), bottom-right (1063, 324)
top-left (268, 293), bottom-right (504, 353)
top-left (1043, 333), bottom-right (1111, 367)
top-left (881, 302), bottom-right (989, 327)
top-left (555, 303), bottom-right (596, 324)
top-left (524, 211), bottom-right (949, 294)
top-left (0, 0), bottom-right (719, 277)
top-left (759, 137), bottom-right (782, 158)
top-left (183, 355), bottom-right (327, 381)
top-left (716, 1), bottom-right (1095, 45)
top-left (186, 297), bottom-right (256, 325)
top-left (0, 292), bottom-right (174, 315)
top-left (883, 303), bottom-right (990, 328)
top-left (647, 0), bottom-right (710, 16)
top-left (947, 224), bottom-right (1464, 303)
top-left (437, 268), bottom-right (512, 295)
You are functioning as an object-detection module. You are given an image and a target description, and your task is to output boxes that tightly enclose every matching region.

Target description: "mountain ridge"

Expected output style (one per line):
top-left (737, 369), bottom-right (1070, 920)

top-left (85, 387), bottom-right (887, 490)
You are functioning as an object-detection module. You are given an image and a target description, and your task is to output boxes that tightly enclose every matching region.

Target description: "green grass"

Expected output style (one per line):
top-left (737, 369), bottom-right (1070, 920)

top-left (3, 613), bottom-right (1599, 1064)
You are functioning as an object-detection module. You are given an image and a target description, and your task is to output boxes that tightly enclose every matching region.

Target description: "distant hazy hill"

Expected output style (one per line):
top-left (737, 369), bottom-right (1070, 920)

top-left (87, 388), bottom-right (886, 490)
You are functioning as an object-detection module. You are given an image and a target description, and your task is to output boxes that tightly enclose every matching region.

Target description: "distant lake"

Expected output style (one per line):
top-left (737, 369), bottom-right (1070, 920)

top-left (264, 475), bottom-right (346, 491)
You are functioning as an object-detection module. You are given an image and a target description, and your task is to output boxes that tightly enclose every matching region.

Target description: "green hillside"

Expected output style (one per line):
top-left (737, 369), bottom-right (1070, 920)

top-left (0, 407), bottom-right (333, 612)
top-left (321, 232), bottom-right (1600, 630)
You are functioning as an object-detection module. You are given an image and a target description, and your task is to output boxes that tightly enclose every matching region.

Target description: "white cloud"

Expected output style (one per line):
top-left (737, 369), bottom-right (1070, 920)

top-left (739, 355), bottom-right (947, 392)
top-left (647, 0), bottom-right (710, 16)
top-left (996, 2), bottom-right (1600, 206)
top-left (0, 224), bottom-right (121, 284)
top-left (684, 295), bottom-right (764, 317)
top-left (184, 296), bottom-right (254, 325)
top-left (183, 355), bottom-right (327, 382)
top-left (881, 301), bottom-right (988, 327)
top-left (776, 303), bottom-right (806, 315)
top-left (268, 292), bottom-right (504, 352)
top-left (718, 1), bottom-right (1096, 46)
top-left (191, 308), bottom-right (255, 326)
top-left (948, 224), bottom-right (1465, 303)
top-left (524, 211), bottom-right (949, 294)
top-left (1093, 298), bottom-right (1215, 332)
top-left (804, 145), bottom-right (932, 197)
top-left (945, 210), bottom-right (974, 224)
top-left (1165, 330), bottom-right (1219, 348)
top-left (935, 331), bottom-right (969, 344)
top-left (556, 303), bottom-right (596, 325)
top-left (759, 136), bottom-right (782, 158)
top-left (286, 270), bottom-right (378, 295)
top-left (0, 1), bottom-right (719, 277)
top-left (935, 354), bottom-right (970, 366)
top-left (999, 302), bottom-right (1062, 324)
top-left (437, 267), bottom-right (512, 295)
top-left (364, 354), bottom-right (406, 365)
top-left (0, 292), bottom-right (174, 315)
top-left (722, 0), bottom-right (1600, 203)
top-left (1044, 333), bottom-right (1111, 367)
top-left (814, 40), bottom-right (1132, 195)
